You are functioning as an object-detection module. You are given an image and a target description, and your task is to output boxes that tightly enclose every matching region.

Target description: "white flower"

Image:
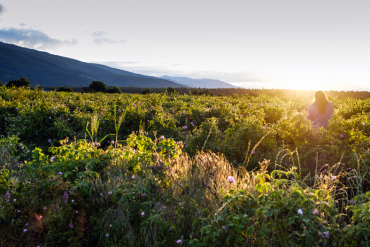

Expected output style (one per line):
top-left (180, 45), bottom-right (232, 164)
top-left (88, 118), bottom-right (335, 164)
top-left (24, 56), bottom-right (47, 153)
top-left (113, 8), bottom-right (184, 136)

top-left (297, 209), bottom-right (303, 215)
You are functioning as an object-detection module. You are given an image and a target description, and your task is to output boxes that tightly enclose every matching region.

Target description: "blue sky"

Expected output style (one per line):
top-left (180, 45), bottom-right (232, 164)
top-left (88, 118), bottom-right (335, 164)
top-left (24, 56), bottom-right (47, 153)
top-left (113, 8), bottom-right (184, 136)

top-left (0, 0), bottom-right (370, 90)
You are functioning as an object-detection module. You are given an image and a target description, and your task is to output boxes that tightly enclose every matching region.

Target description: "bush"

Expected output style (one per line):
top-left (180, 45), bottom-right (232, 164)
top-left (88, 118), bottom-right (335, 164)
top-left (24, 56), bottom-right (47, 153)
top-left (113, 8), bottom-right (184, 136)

top-left (88, 81), bottom-right (107, 93)
top-left (56, 86), bottom-right (73, 92)
top-left (107, 86), bottom-right (121, 94)
top-left (6, 77), bottom-right (31, 88)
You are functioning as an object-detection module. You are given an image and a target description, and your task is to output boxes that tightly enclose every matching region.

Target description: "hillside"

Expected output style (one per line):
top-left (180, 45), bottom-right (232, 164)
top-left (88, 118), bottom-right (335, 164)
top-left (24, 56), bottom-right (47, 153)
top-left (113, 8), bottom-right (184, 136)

top-left (0, 42), bottom-right (183, 88)
top-left (161, 75), bottom-right (240, 88)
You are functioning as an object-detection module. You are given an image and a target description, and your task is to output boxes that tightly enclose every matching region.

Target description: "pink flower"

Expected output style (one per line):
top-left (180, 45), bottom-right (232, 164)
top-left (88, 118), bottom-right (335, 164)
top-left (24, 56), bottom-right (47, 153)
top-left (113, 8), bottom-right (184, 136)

top-left (132, 175), bottom-right (136, 179)
top-left (63, 193), bottom-right (68, 199)
top-left (141, 193), bottom-right (146, 197)
top-left (176, 240), bottom-right (182, 244)
top-left (222, 226), bottom-right (226, 229)
top-left (69, 222), bottom-right (74, 228)
top-left (108, 191), bottom-right (113, 195)
top-left (340, 134), bottom-right (344, 138)
top-left (324, 231), bottom-right (329, 238)
top-left (227, 176), bottom-right (235, 183)
top-left (313, 209), bottom-right (318, 215)
top-left (6, 192), bottom-right (10, 198)
top-left (252, 150), bottom-right (255, 154)
top-left (141, 212), bottom-right (145, 216)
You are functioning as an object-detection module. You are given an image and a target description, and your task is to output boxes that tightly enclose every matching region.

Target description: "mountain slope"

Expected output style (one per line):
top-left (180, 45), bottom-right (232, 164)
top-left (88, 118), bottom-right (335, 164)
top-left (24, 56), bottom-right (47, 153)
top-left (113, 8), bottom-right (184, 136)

top-left (0, 42), bottom-right (183, 88)
top-left (160, 75), bottom-right (239, 88)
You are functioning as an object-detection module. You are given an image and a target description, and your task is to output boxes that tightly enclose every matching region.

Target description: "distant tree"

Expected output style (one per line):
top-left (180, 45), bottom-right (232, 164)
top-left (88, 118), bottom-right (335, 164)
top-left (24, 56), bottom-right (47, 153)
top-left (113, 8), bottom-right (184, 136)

top-left (142, 88), bottom-right (151, 94)
top-left (89, 81), bottom-right (107, 93)
top-left (166, 87), bottom-right (176, 95)
top-left (157, 90), bottom-right (163, 94)
top-left (199, 89), bottom-right (214, 96)
top-left (107, 86), bottom-right (121, 94)
top-left (6, 77), bottom-right (31, 88)
top-left (56, 86), bottom-right (73, 92)
top-left (0, 80), bottom-right (2, 86)
top-left (218, 93), bottom-right (225, 97)
top-left (189, 89), bottom-right (199, 95)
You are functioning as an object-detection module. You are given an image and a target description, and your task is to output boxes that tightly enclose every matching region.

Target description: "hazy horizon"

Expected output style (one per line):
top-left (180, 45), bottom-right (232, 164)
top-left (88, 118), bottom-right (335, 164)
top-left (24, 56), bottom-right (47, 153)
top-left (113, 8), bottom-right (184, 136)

top-left (1, 0), bottom-right (370, 91)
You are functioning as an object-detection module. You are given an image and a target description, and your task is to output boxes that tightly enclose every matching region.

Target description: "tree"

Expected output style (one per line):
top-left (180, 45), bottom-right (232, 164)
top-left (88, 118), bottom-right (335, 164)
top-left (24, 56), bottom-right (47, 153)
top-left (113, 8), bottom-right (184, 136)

top-left (6, 77), bottom-right (31, 88)
top-left (0, 80), bottom-right (2, 86)
top-left (142, 88), bottom-right (151, 94)
top-left (88, 81), bottom-right (107, 93)
top-left (166, 87), bottom-right (176, 95)
top-left (189, 89), bottom-right (199, 95)
top-left (56, 86), bottom-right (73, 92)
top-left (107, 86), bottom-right (121, 94)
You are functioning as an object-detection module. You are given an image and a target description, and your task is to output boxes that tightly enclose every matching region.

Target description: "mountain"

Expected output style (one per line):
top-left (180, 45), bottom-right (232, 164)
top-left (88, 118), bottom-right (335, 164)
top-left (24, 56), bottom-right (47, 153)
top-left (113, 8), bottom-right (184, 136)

top-left (160, 75), bottom-right (239, 88)
top-left (0, 42), bottom-right (183, 88)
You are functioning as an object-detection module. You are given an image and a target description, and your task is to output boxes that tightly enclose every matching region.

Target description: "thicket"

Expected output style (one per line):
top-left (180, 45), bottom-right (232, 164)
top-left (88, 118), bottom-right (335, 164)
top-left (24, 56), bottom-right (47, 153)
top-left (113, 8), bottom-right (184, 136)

top-left (1, 86), bottom-right (370, 246)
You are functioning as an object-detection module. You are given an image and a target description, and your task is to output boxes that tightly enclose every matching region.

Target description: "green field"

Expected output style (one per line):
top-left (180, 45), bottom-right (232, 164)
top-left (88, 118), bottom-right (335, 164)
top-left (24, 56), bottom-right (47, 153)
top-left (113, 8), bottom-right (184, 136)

top-left (1, 86), bottom-right (370, 246)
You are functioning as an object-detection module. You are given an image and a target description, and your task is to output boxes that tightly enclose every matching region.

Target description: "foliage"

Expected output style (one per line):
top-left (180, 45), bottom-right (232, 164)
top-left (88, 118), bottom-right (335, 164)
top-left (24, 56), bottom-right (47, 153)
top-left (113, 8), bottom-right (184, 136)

top-left (56, 86), bottom-right (74, 92)
top-left (89, 81), bottom-right (107, 93)
top-left (6, 77), bottom-right (31, 88)
top-left (1, 87), bottom-right (370, 246)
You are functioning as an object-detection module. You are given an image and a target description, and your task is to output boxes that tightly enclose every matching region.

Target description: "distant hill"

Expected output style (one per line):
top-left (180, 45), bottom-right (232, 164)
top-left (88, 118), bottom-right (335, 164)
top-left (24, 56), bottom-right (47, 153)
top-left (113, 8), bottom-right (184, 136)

top-left (160, 75), bottom-right (239, 88)
top-left (0, 42), bottom-right (183, 88)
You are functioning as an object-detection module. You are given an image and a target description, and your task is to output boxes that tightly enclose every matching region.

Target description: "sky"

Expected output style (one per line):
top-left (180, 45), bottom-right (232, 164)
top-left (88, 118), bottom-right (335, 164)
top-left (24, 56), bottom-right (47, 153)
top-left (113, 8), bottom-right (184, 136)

top-left (0, 0), bottom-right (370, 91)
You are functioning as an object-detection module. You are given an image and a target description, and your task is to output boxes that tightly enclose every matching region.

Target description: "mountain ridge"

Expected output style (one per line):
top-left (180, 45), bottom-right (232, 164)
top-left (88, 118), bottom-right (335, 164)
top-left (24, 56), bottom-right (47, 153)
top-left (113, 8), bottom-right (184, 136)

top-left (160, 75), bottom-right (240, 88)
top-left (0, 42), bottom-right (184, 88)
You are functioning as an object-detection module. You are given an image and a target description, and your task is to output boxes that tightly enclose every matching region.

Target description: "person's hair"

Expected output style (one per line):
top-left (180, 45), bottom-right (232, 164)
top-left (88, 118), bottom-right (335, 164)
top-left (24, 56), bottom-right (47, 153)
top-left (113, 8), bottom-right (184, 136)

top-left (314, 91), bottom-right (329, 114)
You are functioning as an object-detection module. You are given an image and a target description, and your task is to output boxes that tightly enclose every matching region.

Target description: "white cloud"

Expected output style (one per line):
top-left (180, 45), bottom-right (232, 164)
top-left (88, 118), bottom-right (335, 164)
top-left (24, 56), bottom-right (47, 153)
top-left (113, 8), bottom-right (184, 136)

top-left (0, 27), bottom-right (78, 50)
top-left (19, 23), bottom-right (26, 26)
top-left (93, 37), bottom-right (125, 46)
top-left (96, 61), bottom-right (275, 82)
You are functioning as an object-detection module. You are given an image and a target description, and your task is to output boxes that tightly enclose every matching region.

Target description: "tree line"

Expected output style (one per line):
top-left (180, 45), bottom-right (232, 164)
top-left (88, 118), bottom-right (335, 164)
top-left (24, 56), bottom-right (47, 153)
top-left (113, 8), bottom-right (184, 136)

top-left (2, 77), bottom-right (370, 99)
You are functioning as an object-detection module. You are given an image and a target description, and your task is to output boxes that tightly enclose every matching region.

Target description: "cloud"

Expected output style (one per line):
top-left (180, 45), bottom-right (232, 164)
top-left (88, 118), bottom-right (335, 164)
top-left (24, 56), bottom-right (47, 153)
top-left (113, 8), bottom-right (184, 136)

top-left (20, 23), bottom-right (26, 26)
top-left (96, 61), bottom-right (275, 82)
top-left (93, 37), bottom-right (125, 46)
top-left (0, 27), bottom-right (77, 50)
top-left (0, 4), bottom-right (5, 15)
top-left (90, 31), bottom-right (108, 38)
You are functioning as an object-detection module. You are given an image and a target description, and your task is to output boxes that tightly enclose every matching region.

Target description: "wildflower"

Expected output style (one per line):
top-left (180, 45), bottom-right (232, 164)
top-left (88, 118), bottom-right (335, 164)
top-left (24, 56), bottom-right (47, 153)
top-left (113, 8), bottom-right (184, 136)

top-left (176, 240), bottom-right (182, 244)
top-left (100, 193), bottom-right (103, 196)
top-left (169, 227), bottom-right (172, 231)
top-left (313, 209), bottom-right (318, 215)
top-left (324, 231), bottom-right (329, 238)
top-left (319, 232), bottom-right (322, 236)
top-left (6, 192), bottom-right (10, 198)
top-left (63, 193), bottom-right (68, 199)
top-left (43, 207), bottom-right (47, 210)
top-left (118, 108), bottom-right (121, 112)
top-left (297, 209), bottom-right (303, 215)
top-left (160, 135), bottom-right (165, 139)
top-left (141, 212), bottom-right (145, 216)
top-left (39, 215), bottom-right (43, 219)
top-left (108, 191), bottom-right (113, 195)
top-left (340, 134), bottom-right (344, 138)
top-left (182, 126), bottom-right (187, 129)
top-left (111, 140), bottom-right (114, 144)
top-left (132, 175), bottom-right (136, 179)
top-left (71, 200), bottom-right (75, 203)
top-left (141, 193), bottom-right (146, 197)
top-left (350, 199), bottom-right (356, 204)
top-left (363, 122), bottom-right (365, 126)
top-left (331, 176), bottom-right (337, 181)
top-left (252, 150), bottom-right (255, 154)
top-left (222, 226), bottom-right (226, 230)
top-left (227, 176), bottom-right (235, 183)
top-left (109, 224), bottom-right (112, 227)
top-left (58, 171), bottom-right (62, 175)
top-left (191, 122), bottom-right (193, 125)
top-left (69, 222), bottom-right (74, 228)
top-left (106, 233), bottom-right (109, 237)
top-left (23, 229), bottom-right (27, 233)
top-left (51, 156), bottom-right (55, 162)
top-left (14, 199), bottom-right (17, 202)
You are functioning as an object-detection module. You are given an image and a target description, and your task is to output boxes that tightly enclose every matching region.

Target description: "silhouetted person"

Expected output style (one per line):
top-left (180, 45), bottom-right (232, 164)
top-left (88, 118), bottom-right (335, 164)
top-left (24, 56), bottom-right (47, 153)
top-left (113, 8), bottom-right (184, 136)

top-left (307, 91), bottom-right (334, 129)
